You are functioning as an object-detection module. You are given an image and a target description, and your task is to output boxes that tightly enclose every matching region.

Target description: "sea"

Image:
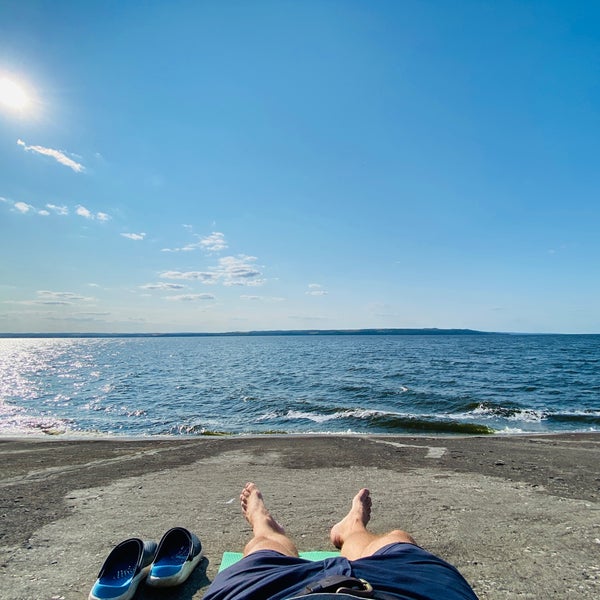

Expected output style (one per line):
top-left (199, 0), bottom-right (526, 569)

top-left (1, 334), bottom-right (599, 437)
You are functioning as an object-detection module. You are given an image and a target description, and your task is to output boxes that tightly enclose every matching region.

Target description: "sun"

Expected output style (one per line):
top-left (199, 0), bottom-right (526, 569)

top-left (0, 77), bottom-right (31, 111)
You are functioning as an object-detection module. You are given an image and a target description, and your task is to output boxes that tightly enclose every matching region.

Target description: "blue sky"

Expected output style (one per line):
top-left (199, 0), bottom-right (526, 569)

top-left (1, 0), bottom-right (599, 334)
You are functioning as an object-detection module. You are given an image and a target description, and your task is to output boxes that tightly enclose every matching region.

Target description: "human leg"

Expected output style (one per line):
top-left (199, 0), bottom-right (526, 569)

top-left (330, 488), bottom-right (417, 560)
top-left (331, 489), bottom-right (478, 598)
top-left (204, 483), bottom-right (327, 600)
top-left (241, 482), bottom-right (299, 557)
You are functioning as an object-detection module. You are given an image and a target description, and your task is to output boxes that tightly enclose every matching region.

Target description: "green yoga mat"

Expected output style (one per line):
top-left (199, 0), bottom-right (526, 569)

top-left (218, 550), bottom-right (340, 572)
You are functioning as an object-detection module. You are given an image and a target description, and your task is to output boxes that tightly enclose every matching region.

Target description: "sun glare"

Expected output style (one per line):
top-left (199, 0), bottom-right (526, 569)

top-left (0, 77), bottom-right (31, 111)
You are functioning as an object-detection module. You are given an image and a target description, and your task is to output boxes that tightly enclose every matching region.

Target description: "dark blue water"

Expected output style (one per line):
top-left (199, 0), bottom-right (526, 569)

top-left (1, 335), bottom-right (599, 436)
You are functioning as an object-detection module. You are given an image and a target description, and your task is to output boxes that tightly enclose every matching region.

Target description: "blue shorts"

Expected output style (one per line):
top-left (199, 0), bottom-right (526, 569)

top-left (204, 543), bottom-right (478, 600)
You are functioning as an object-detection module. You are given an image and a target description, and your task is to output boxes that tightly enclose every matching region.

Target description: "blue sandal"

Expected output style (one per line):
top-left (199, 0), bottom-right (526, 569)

top-left (146, 527), bottom-right (203, 587)
top-left (89, 538), bottom-right (157, 600)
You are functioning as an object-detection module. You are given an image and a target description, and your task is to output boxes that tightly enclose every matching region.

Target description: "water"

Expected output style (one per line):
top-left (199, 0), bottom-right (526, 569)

top-left (1, 334), bottom-right (599, 437)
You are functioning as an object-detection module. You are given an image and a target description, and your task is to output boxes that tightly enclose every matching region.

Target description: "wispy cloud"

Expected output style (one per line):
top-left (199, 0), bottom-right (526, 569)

top-left (76, 205), bottom-right (111, 221)
top-left (17, 139), bottom-right (85, 173)
top-left (160, 255), bottom-right (265, 287)
top-left (43, 314), bottom-right (111, 323)
top-left (306, 283), bottom-right (328, 296)
top-left (200, 232), bottom-right (227, 252)
top-left (547, 244), bottom-right (568, 255)
top-left (159, 270), bottom-right (219, 284)
top-left (2, 198), bottom-right (112, 222)
top-left (162, 246), bottom-right (192, 253)
top-left (7, 290), bottom-right (96, 306)
top-left (37, 290), bottom-right (93, 302)
top-left (241, 295), bottom-right (285, 302)
top-left (121, 232), bottom-right (146, 241)
top-left (33, 300), bottom-right (73, 306)
top-left (162, 230), bottom-right (227, 253)
top-left (140, 282), bottom-right (186, 290)
top-left (46, 204), bottom-right (69, 216)
top-left (166, 293), bottom-right (216, 302)
top-left (2, 197), bottom-right (69, 217)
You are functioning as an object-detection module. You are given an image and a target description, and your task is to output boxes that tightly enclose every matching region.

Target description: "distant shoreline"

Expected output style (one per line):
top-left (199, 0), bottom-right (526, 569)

top-left (0, 328), bottom-right (598, 338)
top-left (0, 328), bottom-right (498, 339)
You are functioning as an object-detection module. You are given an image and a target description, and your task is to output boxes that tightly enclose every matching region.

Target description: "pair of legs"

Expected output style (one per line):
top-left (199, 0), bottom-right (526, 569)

top-left (241, 482), bottom-right (416, 561)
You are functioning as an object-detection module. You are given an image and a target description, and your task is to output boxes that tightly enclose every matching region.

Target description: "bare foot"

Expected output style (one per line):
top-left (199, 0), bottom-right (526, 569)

top-left (330, 488), bottom-right (372, 549)
top-left (240, 482), bottom-right (286, 535)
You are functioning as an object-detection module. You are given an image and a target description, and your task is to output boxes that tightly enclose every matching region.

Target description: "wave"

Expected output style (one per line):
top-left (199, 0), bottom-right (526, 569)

top-left (460, 401), bottom-right (544, 422)
top-left (546, 412), bottom-right (600, 426)
top-left (257, 407), bottom-right (494, 434)
top-left (361, 414), bottom-right (494, 434)
top-left (171, 424), bottom-right (232, 436)
top-left (253, 401), bottom-right (600, 435)
top-left (457, 401), bottom-right (600, 428)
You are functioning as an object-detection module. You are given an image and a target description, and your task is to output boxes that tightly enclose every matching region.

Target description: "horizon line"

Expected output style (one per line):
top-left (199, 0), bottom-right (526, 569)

top-left (0, 328), bottom-right (597, 338)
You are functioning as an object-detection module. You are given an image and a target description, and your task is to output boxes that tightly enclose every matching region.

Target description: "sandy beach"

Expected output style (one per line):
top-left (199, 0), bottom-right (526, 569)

top-left (1, 433), bottom-right (599, 599)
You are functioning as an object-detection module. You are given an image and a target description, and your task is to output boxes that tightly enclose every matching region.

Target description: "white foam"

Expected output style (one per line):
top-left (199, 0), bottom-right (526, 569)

top-left (508, 410), bottom-right (544, 423)
top-left (283, 407), bottom-right (391, 423)
top-left (457, 404), bottom-right (545, 423)
top-left (285, 410), bottom-right (337, 423)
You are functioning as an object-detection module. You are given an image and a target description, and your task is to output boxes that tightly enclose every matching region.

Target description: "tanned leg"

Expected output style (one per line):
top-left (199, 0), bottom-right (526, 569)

top-left (330, 488), bottom-right (416, 560)
top-left (241, 482), bottom-right (299, 557)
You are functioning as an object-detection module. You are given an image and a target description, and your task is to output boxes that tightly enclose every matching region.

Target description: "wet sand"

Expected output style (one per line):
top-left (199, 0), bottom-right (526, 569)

top-left (1, 433), bottom-right (599, 599)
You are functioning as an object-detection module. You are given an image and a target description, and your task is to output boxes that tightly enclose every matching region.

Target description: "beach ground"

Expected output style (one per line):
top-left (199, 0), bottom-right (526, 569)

top-left (0, 433), bottom-right (599, 599)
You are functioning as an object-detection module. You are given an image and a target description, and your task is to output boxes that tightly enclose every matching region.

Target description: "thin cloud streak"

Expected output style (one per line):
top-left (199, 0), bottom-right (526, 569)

top-left (166, 293), bottom-right (216, 302)
top-left (7, 289), bottom-right (95, 306)
top-left (17, 139), bottom-right (85, 172)
top-left (241, 295), bottom-right (285, 302)
top-left (37, 291), bottom-right (93, 302)
top-left (140, 282), bottom-right (185, 290)
top-left (159, 270), bottom-right (218, 284)
top-left (306, 283), bottom-right (328, 296)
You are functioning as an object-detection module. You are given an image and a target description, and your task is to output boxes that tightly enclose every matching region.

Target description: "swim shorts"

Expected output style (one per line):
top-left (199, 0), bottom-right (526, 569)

top-left (203, 543), bottom-right (478, 600)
